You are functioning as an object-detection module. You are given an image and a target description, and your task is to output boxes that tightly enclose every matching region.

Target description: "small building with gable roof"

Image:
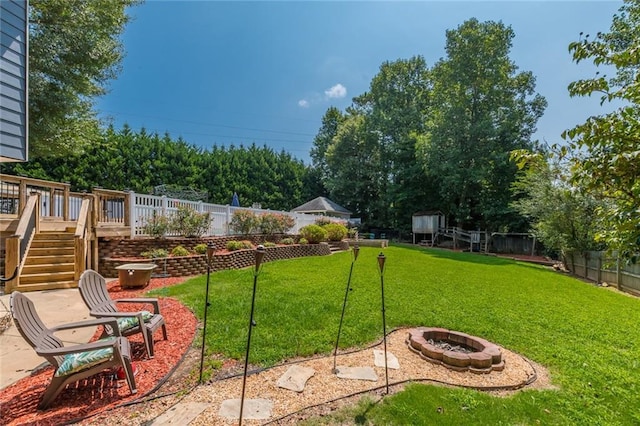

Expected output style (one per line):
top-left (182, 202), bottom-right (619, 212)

top-left (291, 196), bottom-right (351, 220)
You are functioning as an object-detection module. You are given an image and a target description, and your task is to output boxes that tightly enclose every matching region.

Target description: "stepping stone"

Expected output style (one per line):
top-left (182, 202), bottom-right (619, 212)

top-left (373, 349), bottom-right (400, 369)
top-left (335, 366), bottom-right (378, 381)
top-left (218, 398), bottom-right (273, 420)
top-left (277, 365), bottom-right (315, 392)
top-left (149, 402), bottom-right (210, 425)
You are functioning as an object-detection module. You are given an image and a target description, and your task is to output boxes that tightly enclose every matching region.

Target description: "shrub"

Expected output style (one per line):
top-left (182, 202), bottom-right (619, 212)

top-left (226, 241), bottom-right (243, 251)
top-left (281, 237), bottom-right (294, 245)
top-left (276, 214), bottom-right (296, 234)
top-left (259, 213), bottom-right (280, 240)
top-left (230, 210), bottom-right (259, 235)
top-left (170, 205), bottom-right (210, 237)
top-left (299, 224), bottom-right (327, 244)
top-left (259, 213), bottom-right (296, 239)
top-left (263, 242), bottom-right (276, 248)
top-left (315, 216), bottom-right (332, 226)
top-left (142, 212), bottom-right (170, 238)
top-left (323, 223), bottom-right (348, 241)
top-left (141, 248), bottom-right (169, 259)
top-left (194, 243), bottom-right (208, 254)
top-left (240, 240), bottom-right (255, 249)
top-left (171, 245), bottom-right (191, 256)
top-left (226, 240), bottom-right (254, 251)
top-left (298, 238), bottom-right (309, 245)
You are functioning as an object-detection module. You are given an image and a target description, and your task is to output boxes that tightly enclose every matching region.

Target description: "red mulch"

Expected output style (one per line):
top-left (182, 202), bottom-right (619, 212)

top-left (0, 277), bottom-right (198, 426)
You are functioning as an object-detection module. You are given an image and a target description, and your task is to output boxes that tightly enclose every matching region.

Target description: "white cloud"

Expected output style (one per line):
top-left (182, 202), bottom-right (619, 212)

top-left (324, 83), bottom-right (347, 99)
top-left (298, 84), bottom-right (347, 108)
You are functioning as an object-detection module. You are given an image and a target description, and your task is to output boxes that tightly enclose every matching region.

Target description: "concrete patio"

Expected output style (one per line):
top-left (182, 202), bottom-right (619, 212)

top-left (0, 288), bottom-right (96, 390)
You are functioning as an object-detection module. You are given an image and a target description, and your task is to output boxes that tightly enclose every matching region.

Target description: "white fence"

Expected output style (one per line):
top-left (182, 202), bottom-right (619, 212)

top-left (129, 192), bottom-right (340, 238)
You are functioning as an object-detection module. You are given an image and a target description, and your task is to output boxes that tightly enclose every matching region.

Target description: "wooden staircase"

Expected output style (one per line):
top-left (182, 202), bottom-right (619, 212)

top-left (19, 231), bottom-right (77, 291)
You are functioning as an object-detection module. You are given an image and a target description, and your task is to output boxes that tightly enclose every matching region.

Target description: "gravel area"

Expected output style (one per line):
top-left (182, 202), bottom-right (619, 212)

top-left (82, 328), bottom-right (554, 425)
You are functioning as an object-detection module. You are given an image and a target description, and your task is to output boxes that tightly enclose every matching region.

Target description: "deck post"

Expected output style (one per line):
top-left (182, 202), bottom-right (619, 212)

top-left (4, 237), bottom-right (19, 293)
top-left (128, 191), bottom-right (136, 239)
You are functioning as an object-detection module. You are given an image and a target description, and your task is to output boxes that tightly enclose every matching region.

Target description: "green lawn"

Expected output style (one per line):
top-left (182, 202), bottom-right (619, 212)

top-left (150, 245), bottom-right (640, 425)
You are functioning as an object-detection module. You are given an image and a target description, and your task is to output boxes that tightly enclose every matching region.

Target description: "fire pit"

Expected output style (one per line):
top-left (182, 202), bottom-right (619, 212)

top-left (407, 327), bottom-right (504, 374)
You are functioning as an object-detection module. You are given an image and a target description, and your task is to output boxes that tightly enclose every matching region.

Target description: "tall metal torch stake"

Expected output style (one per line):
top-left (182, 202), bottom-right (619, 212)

top-left (239, 245), bottom-right (266, 426)
top-left (378, 252), bottom-right (389, 394)
top-left (333, 245), bottom-right (359, 373)
top-left (199, 242), bottom-right (216, 384)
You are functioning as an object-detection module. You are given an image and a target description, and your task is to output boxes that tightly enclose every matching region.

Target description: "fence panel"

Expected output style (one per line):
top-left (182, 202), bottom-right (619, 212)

top-left (132, 193), bottom-right (166, 237)
top-left (566, 251), bottom-right (640, 296)
top-left (130, 191), bottom-right (344, 238)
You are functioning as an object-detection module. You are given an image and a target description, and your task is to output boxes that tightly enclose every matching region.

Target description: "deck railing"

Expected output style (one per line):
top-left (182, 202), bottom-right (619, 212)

top-left (4, 194), bottom-right (39, 293)
top-left (0, 174), bottom-right (86, 220)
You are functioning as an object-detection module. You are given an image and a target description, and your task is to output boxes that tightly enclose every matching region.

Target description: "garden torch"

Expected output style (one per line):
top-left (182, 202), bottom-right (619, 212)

top-left (239, 245), bottom-right (266, 426)
top-left (199, 242), bottom-right (216, 384)
top-left (378, 251), bottom-right (389, 394)
top-left (333, 244), bottom-right (359, 373)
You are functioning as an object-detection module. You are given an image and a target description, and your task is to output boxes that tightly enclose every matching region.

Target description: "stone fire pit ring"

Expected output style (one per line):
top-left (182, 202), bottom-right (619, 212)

top-left (407, 327), bottom-right (505, 374)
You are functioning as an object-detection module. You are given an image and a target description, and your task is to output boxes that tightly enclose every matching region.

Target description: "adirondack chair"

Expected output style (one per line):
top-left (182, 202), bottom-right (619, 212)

top-left (78, 269), bottom-right (167, 359)
top-left (10, 292), bottom-right (137, 409)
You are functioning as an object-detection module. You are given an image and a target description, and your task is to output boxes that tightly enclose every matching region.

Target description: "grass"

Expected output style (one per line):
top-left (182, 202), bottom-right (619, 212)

top-left (150, 245), bottom-right (640, 424)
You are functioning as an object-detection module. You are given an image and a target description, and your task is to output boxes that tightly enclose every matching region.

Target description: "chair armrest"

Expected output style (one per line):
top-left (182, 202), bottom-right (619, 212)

top-left (91, 311), bottom-right (148, 330)
top-left (90, 311), bottom-right (140, 318)
top-left (114, 298), bottom-right (161, 314)
top-left (36, 337), bottom-right (118, 357)
top-left (50, 317), bottom-right (121, 336)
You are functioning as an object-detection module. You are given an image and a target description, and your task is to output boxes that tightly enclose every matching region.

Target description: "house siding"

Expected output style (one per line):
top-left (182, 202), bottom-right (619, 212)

top-left (0, 0), bottom-right (28, 162)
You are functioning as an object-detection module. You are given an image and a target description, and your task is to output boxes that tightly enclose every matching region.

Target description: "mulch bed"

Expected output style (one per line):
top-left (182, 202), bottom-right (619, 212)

top-left (0, 277), bottom-right (197, 426)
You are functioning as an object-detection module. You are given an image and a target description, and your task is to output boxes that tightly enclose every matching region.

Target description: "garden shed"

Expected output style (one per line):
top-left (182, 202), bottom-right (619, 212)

top-left (412, 211), bottom-right (445, 245)
top-left (291, 196), bottom-right (351, 220)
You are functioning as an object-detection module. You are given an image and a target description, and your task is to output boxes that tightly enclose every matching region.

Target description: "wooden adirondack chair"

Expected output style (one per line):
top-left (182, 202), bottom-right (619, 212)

top-left (10, 291), bottom-right (137, 409)
top-left (78, 269), bottom-right (167, 359)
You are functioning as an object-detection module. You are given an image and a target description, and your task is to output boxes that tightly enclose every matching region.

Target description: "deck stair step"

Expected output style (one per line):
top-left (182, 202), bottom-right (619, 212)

top-left (27, 247), bottom-right (75, 256)
top-left (22, 263), bottom-right (75, 274)
top-left (19, 271), bottom-right (75, 284)
top-left (327, 242), bottom-right (344, 253)
top-left (25, 254), bottom-right (75, 266)
top-left (12, 281), bottom-right (77, 292)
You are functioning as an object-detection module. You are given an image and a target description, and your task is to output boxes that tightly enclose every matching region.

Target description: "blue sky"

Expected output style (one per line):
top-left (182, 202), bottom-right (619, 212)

top-left (97, 1), bottom-right (623, 164)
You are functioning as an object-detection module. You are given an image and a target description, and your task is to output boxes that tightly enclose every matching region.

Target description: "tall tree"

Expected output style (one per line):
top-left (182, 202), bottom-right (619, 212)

top-left (353, 56), bottom-right (433, 230)
top-left (325, 113), bottom-right (387, 227)
top-left (563, 0), bottom-right (640, 261)
top-left (419, 19), bottom-right (546, 231)
top-left (28, 0), bottom-right (138, 158)
top-left (310, 106), bottom-right (344, 193)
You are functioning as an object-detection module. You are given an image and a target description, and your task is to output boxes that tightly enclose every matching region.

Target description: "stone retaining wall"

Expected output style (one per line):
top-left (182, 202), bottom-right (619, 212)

top-left (99, 237), bottom-right (332, 278)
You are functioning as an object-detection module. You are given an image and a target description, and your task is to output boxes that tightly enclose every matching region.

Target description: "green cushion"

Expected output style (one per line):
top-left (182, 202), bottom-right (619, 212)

top-left (116, 310), bottom-right (154, 331)
top-left (55, 345), bottom-right (114, 377)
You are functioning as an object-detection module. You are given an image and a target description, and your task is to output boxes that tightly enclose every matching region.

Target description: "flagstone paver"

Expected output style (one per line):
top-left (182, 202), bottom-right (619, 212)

top-left (149, 402), bottom-right (210, 425)
top-left (276, 365), bottom-right (316, 392)
top-left (218, 398), bottom-right (273, 420)
top-left (334, 366), bottom-right (378, 381)
top-left (373, 349), bottom-right (400, 369)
